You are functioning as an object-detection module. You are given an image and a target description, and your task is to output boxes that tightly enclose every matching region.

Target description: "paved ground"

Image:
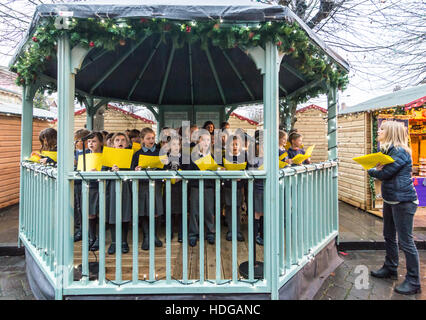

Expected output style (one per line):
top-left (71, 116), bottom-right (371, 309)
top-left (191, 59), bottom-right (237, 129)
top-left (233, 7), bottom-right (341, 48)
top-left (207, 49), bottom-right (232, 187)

top-left (1, 201), bottom-right (425, 300)
top-left (0, 204), bottom-right (19, 245)
top-left (0, 256), bottom-right (35, 300)
top-left (314, 250), bottom-right (426, 300)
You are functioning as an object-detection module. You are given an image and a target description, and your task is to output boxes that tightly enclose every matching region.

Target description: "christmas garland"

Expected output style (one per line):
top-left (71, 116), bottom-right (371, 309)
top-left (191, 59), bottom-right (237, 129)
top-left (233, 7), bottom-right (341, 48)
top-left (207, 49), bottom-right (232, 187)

top-left (11, 17), bottom-right (348, 104)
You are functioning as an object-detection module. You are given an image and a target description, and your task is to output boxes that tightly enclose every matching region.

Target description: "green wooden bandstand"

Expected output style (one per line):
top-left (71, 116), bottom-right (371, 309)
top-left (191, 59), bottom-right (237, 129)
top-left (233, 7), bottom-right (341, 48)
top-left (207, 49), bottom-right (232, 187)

top-left (10, 0), bottom-right (349, 300)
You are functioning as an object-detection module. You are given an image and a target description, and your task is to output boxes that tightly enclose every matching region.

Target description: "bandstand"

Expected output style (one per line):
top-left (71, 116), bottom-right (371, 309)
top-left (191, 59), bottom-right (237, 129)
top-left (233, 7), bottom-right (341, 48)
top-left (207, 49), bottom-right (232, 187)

top-left (10, 0), bottom-right (349, 300)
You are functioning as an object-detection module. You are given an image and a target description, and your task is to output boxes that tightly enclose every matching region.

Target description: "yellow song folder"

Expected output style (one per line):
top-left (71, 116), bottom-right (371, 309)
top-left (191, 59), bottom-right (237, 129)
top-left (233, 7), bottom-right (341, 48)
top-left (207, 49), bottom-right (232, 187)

top-left (132, 142), bottom-right (141, 152)
top-left (291, 145), bottom-right (314, 165)
top-left (102, 147), bottom-right (133, 169)
top-left (138, 154), bottom-right (167, 169)
top-left (223, 158), bottom-right (247, 171)
top-left (279, 151), bottom-right (289, 168)
top-left (77, 153), bottom-right (103, 171)
top-left (352, 152), bottom-right (394, 170)
top-left (28, 151), bottom-right (42, 162)
top-left (194, 154), bottom-right (220, 171)
top-left (41, 151), bottom-right (58, 162)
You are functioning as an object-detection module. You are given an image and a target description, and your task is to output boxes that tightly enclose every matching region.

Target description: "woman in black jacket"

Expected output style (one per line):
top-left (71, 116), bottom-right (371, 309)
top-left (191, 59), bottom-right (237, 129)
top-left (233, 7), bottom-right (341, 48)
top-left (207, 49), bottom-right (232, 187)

top-left (368, 121), bottom-right (421, 295)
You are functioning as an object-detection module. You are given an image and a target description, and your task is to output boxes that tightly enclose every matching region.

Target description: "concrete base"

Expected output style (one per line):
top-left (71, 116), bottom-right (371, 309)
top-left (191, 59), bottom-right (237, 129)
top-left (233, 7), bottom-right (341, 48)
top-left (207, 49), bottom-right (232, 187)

top-left (26, 238), bottom-right (341, 300)
top-left (25, 247), bottom-right (55, 300)
top-left (278, 238), bottom-right (343, 300)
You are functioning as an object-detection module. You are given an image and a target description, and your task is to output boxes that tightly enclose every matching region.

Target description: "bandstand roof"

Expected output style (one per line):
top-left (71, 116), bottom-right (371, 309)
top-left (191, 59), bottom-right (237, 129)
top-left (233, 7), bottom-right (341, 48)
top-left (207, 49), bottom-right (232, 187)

top-left (10, 0), bottom-right (349, 107)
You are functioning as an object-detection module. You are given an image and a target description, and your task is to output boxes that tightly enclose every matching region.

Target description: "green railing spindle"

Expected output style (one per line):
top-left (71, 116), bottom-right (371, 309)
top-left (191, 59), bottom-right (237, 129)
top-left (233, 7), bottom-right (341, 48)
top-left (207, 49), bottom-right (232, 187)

top-left (132, 179), bottom-right (139, 284)
top-left (99, 180), bottom-right (106, 285)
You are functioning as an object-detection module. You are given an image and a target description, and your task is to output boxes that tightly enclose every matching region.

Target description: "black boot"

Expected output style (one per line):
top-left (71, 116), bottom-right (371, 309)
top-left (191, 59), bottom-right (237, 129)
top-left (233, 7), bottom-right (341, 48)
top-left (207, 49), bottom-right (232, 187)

top-left (370, 266), bottom-right (398, 280)
top-left (155, 218), bottom-right (163, 247)
top-left (122, 222), bottom-right (129, 254)
top-left (109, 224), bottom-right (116, 255)
top-left (254, 219), bottom-right (263, 246)
top-left (88, 219), bottom-right (97, 250)
top-left (74, 229), bottom-right (82, 242)
top-left (394, 279), bottom-right (421, 295)
top-left (141, 219), bottom-right (149, 251)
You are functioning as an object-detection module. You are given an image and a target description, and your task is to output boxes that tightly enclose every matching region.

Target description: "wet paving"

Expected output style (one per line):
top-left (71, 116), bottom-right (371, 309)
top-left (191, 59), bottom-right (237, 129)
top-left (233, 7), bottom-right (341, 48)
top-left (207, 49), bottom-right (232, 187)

top-left (313, 250), bottom-right (426, 300)
top-left (0, 202), bottom-right (425, 300)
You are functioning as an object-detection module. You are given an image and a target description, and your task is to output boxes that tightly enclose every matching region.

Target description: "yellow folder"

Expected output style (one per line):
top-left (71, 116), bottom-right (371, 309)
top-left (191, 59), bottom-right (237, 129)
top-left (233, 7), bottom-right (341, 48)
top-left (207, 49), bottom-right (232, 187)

top-left (352, 152), bottom-right (395, 170)
top-left (279, 160), bottom-right (289, 168)
top-left (102, 147), bottom-right (133, 169)
top-left (194, 154), bottom-right (220, 171)
top-left (279, 151), bottom-right (289, 168)
top-left (28, 151), bottom-right (42, 162)
top-left (132, 142), bottom-right (141, 152)
top-left (77, 153), bottom-right (103, 171)
top-left (41, 151), bottom-right (58, 162)
top-left (138, 154), bottom-right (167, 169)
top-left (223, 158), bottom-right (247, 171)
top-left (291, 145), bottom-right (314, 165)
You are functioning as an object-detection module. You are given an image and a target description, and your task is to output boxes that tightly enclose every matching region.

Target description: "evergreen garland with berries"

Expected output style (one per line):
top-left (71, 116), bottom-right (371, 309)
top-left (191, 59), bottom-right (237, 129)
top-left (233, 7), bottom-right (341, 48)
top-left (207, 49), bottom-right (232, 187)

top-left (11, 17), bottom-right (349, 105)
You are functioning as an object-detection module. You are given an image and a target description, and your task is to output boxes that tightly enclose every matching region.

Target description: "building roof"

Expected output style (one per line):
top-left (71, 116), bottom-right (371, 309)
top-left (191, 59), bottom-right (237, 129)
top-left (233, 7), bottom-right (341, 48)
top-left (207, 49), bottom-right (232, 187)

top-left (0, 102), bottom-right (55, 120)
top-left (296, 104), bottom-right (327, 114)
top-left (230, 112), bottom-right (259, 126)
top-left (52, 104), bottom-right (155, 124)
top-left (340, 84), bottom-right (426, 115)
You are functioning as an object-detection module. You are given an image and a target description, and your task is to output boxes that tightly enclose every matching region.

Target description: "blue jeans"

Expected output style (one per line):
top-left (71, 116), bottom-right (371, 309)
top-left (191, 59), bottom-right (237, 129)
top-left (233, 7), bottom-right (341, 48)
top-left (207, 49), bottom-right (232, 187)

top-left (383, 201), bottom-right (420, 287)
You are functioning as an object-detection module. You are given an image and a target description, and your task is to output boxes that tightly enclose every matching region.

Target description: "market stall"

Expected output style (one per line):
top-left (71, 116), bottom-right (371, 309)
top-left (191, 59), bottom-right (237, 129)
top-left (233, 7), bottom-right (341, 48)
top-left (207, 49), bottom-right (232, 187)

top-left (338, 84), bottom-right (426, 213)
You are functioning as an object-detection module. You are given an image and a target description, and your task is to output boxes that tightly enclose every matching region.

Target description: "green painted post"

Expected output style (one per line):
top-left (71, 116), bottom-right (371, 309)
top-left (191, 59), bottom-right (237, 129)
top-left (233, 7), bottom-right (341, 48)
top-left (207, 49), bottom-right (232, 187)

top-left (304, 172), bottom-right (309, 254)
top-left (84, 97), bottom-right (94, 130)
top-left (182, 180), bottom-right (188, 283)
top-left (263, 42), bottom-right (280, 300)
top-left (327, 87), bottom-right (339, 241)
top-left (166, 180), bottom-right (171, 283)
top-left (99, 181), bottom-right (106, 285)
top-left (82, 181), bottom-right (89, 285)
top-left (132, 180), bottom-right (139, 285)
top-left (199, 179), bottom-right (204, 284)
top-left (248, 179), bottom-right (254, 280)
top-left (56, 34), bottom-right (75, 299)
top-left (291, 174), bottom-right (298, 264)
top-left (149, 181), bottom-right (155, 281)
top-left (215, 179), bottom-right (221, 283)
top-left (115, 180), bottom-right (122, 283)
top-left (231, 180), bottom-right (237, 283)
top-left (18, 85), bottom-right (36, 247)
top-left (279, 178), bottom-right (284, 275)
top-left (297, 172), bottom-right (303, 260)
top-left (284, 175), bottom-right (292, 269)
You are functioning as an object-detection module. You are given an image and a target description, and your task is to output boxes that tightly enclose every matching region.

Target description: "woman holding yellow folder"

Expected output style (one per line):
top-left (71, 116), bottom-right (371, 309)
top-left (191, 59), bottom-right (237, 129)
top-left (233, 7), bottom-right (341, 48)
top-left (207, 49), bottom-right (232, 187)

top-left (367, 121), bottom-right (421, 295)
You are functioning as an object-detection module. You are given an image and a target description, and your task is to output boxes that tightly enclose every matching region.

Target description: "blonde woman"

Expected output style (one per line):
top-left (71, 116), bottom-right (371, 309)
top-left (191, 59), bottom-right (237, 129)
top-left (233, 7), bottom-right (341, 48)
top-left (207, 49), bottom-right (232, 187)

top-left (368, 121), bottom-right (420, 295)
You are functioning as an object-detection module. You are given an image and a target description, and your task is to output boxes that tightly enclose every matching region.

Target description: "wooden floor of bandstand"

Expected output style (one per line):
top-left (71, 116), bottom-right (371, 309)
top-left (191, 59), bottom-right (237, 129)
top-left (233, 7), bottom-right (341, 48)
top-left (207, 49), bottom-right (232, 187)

top-left (73, 217), bottom-right (264, 282)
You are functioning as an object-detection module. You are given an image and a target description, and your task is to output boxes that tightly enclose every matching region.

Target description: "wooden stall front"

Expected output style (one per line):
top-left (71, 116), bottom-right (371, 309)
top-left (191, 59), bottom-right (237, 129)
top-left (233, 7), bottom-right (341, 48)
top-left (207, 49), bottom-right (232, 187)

top-left (0, 109), bottom-right (53, 209)
top-left (53, 104), bottom-right (156, 132)
top-left (228, 112), bottom-right (259, 132)
top-left (294, 105), bottom-right (328, 163)
top-left (338, 86), bottom-right (426, 215)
